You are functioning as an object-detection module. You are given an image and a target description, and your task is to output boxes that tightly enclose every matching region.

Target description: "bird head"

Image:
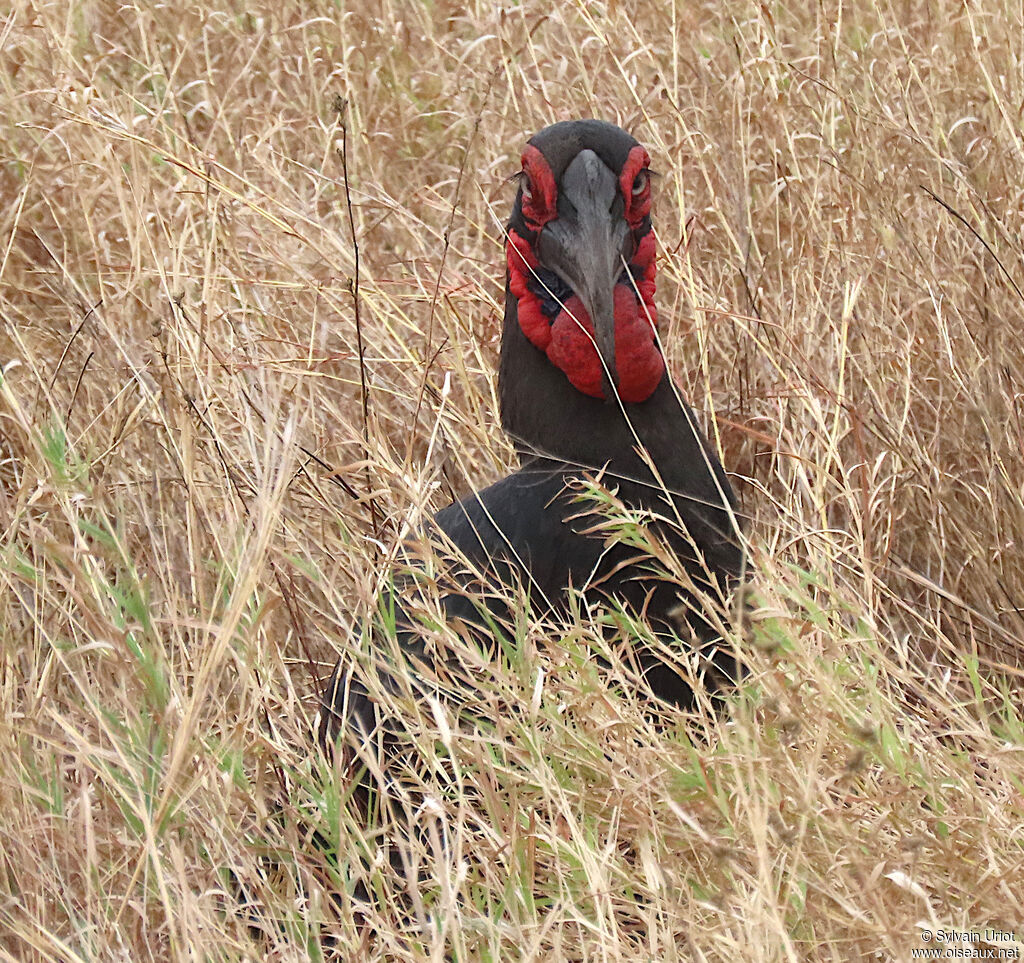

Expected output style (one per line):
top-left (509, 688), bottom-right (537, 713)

top-left (506, 120), bottom-right (664, 404)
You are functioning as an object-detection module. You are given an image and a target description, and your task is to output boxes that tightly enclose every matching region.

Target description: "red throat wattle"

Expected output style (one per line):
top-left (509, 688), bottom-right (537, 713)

top-left (506, 225), bottom-right (664, 404)
top-left (546, 287), bottom-right (664, 402)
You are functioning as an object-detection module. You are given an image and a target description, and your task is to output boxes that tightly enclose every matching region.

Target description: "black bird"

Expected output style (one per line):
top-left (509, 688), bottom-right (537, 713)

top-left (317, 119), bottom-right (744, 801)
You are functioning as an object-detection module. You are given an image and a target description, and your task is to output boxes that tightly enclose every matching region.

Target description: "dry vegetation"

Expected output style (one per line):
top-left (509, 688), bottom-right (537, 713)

top-left (3, 0), bottom-right (1024, 959)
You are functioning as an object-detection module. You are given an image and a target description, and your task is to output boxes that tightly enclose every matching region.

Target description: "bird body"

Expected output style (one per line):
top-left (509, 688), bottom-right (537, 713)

top-left (319, 119), bottom-right (743, 757)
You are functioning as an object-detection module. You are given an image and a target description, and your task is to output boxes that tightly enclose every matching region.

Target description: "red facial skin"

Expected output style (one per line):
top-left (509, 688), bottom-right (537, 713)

top-left (619, 145), bottom-right (653, 228)
top-left (519, 144), bottom-right (558, 232)
top-left (506, 144), bottom-right (664, 404)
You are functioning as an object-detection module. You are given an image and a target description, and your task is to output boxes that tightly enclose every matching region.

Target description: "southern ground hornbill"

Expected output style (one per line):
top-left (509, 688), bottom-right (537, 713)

top-left (317, 119), bottom-right (744, 828)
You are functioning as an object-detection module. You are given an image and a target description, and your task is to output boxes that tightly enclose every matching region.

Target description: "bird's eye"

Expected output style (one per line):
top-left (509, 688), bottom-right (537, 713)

top-left (632, 170), bottom-right (650, 196)
top-left (521, 176), bottom-right (533, 202)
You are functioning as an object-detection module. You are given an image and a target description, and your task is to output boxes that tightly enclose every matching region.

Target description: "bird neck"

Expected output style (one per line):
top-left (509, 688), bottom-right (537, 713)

top-left (498, 285), bottom-right (684, 483)
top-left (498, 283), bottom-right (743, 575)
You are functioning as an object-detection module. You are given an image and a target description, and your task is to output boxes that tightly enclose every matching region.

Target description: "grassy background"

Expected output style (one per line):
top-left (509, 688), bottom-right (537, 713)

top-left (3, 0), bottom-right (1024, 959)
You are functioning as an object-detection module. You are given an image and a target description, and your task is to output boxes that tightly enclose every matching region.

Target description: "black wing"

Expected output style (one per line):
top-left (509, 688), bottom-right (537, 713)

top-left (317, 467), bottom-right (600, 752)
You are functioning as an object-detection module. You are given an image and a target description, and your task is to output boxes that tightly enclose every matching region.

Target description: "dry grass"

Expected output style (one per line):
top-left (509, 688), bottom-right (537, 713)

top-left (3, 0), bottom-right (1024, 959)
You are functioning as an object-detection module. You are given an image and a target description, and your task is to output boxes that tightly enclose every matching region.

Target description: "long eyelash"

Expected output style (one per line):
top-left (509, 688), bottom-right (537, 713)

top-left (506, 170), bottom-right (529, 187)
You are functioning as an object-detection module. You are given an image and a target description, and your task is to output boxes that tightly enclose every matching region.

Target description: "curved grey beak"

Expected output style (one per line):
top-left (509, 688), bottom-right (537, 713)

top-left (535, 149), bottom-right (632, 399)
